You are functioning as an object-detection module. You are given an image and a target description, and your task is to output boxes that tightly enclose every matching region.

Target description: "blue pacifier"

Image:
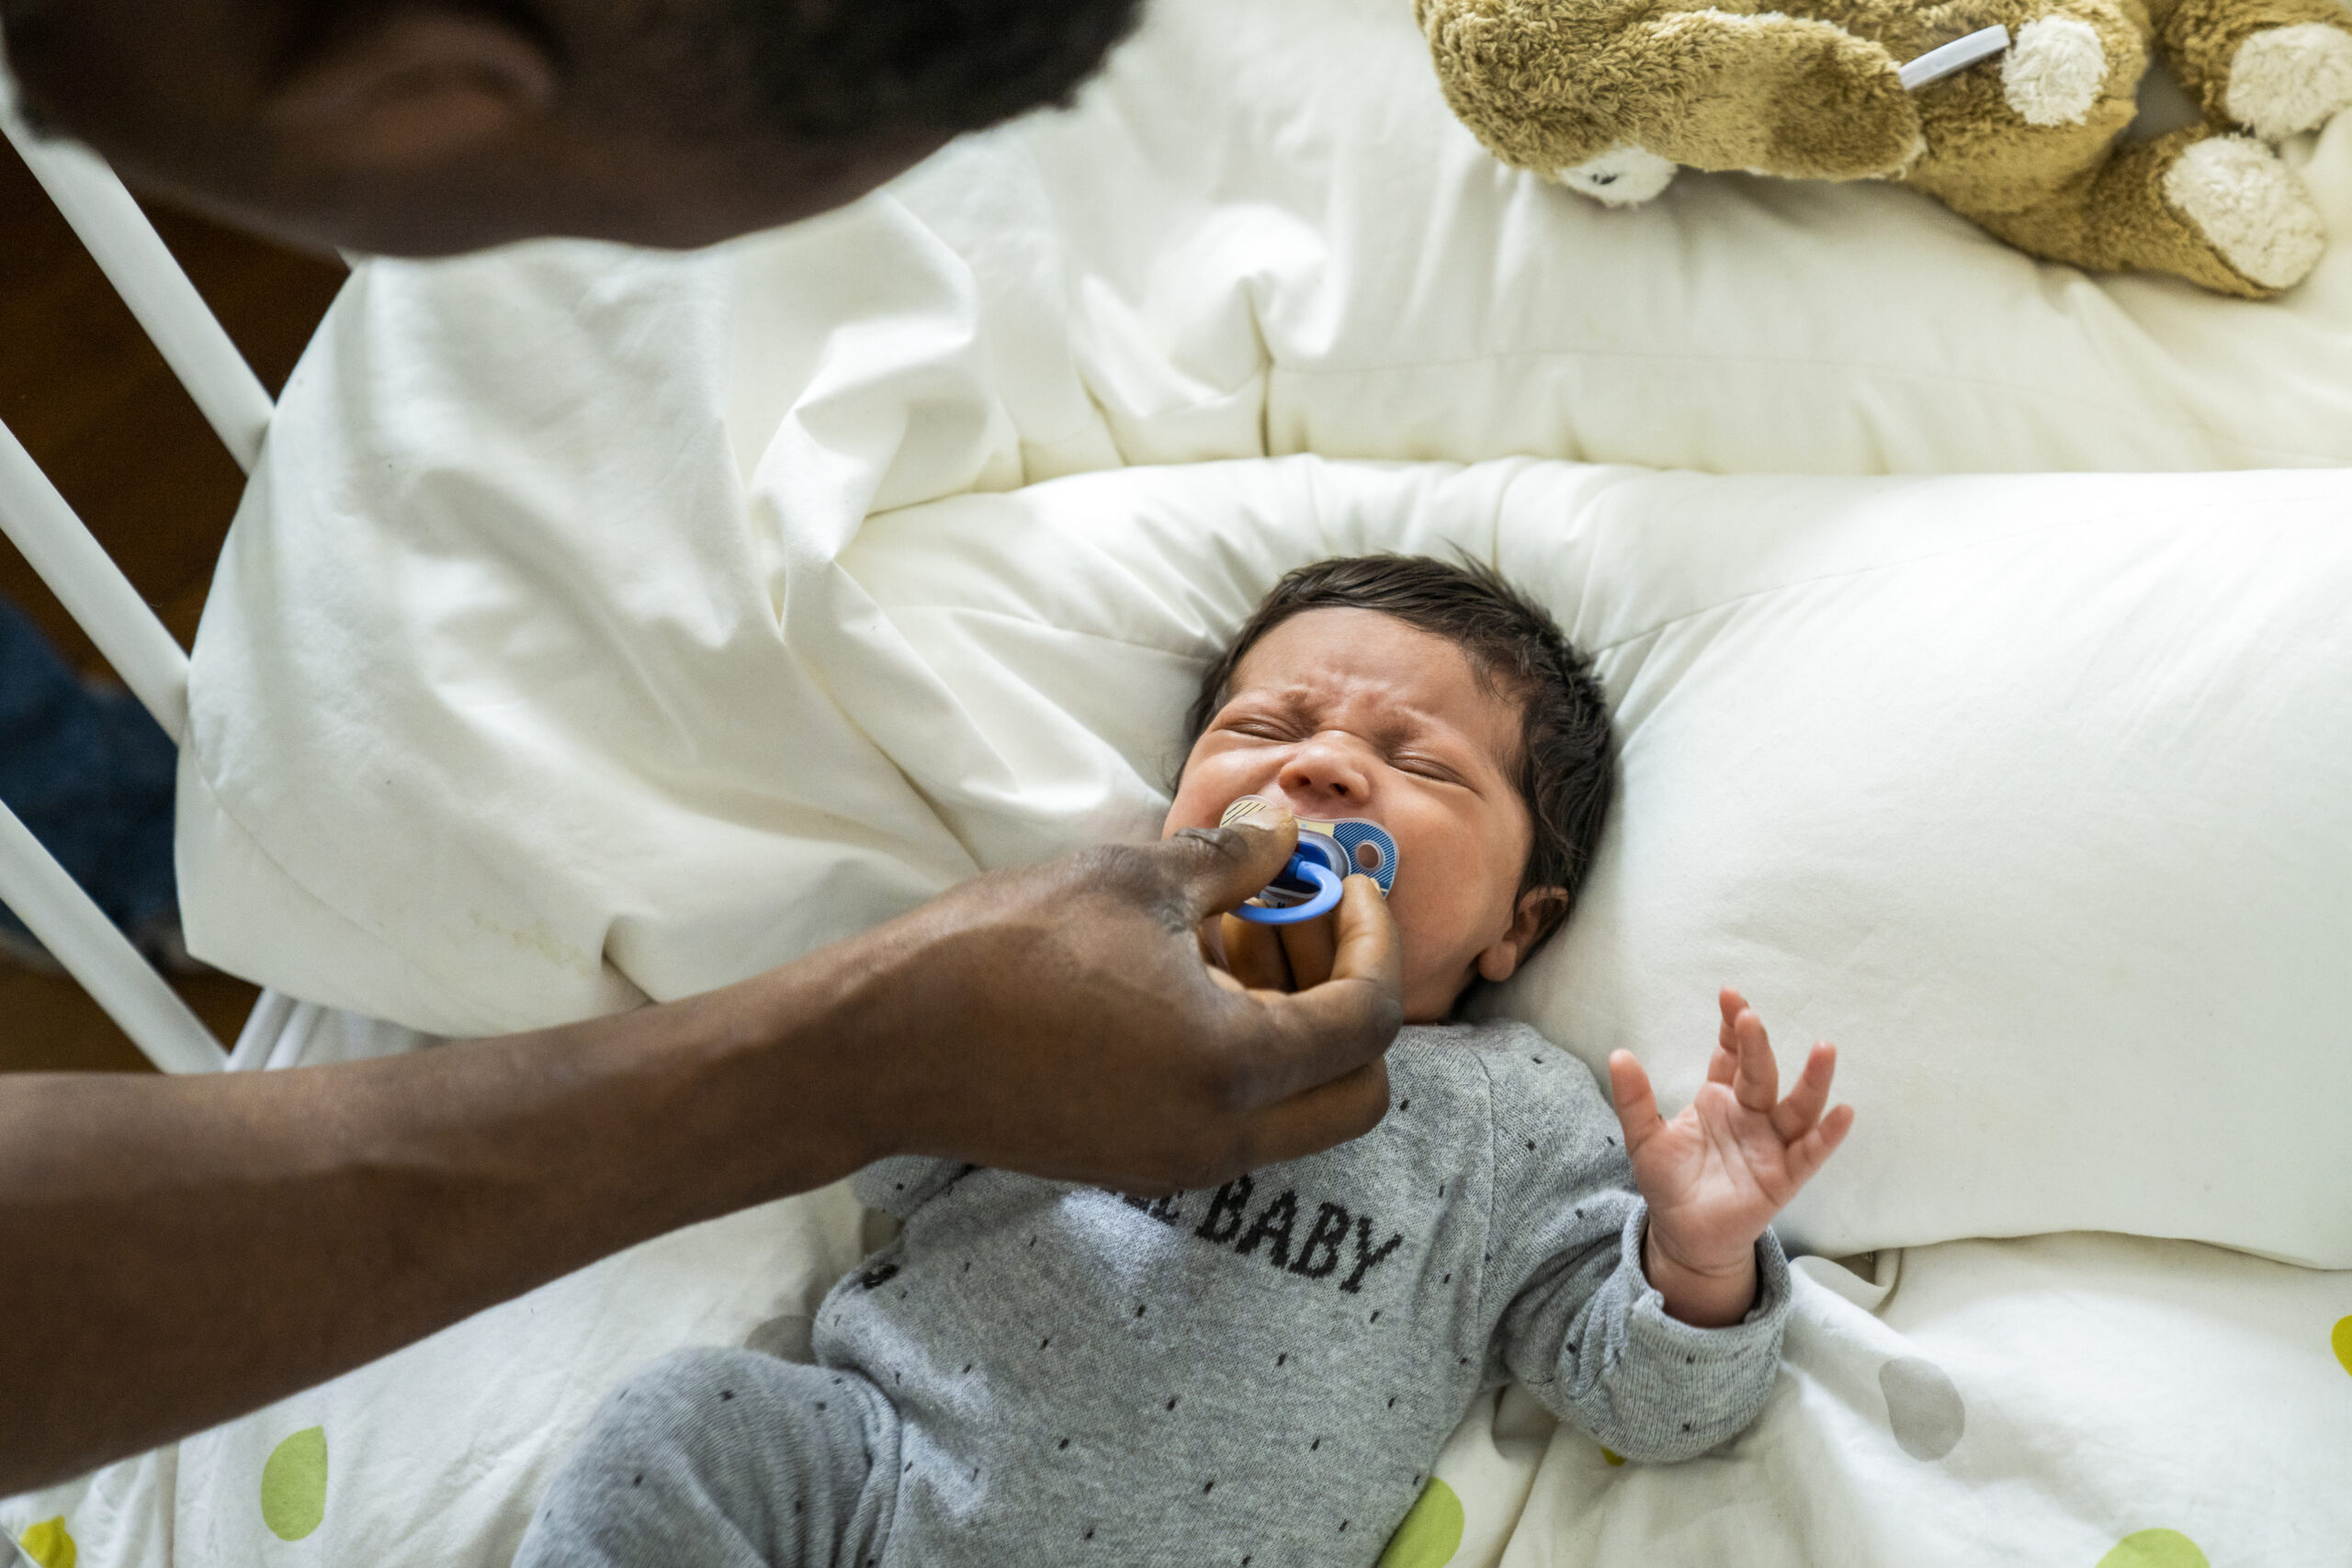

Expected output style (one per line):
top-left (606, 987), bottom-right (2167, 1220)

top-left (1220, 795), bottom-right (1398, 925)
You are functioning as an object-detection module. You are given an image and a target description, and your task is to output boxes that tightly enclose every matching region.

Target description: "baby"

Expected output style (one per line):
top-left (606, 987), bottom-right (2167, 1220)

top-left (515, 555), bottom-right (1851, 1568)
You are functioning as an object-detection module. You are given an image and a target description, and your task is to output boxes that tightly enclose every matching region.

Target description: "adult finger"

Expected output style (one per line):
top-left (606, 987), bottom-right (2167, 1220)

top-left (1216, 877), bottom-right (1403, 1107)
top-left (1279, 908), bottom-right (1340, 991)
top-left (1163, 812), bottom-right (1299, 929)
top-left (1771, 1042), bottom-right (1837, 1143)
top-left (1220, 912), bottom-right (1295, 993)
top-left (1731, 1007), bottom-right (1779, 1112)
top-left (1608, 1051), bottom-right (1665, 1157)
top-left (1784, 1102), bottom-right (1856, 1188)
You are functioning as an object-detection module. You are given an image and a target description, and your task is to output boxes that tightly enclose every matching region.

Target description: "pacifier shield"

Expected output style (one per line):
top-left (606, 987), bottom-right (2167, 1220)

top-left (1218, 796), bottom-right (1397, 897)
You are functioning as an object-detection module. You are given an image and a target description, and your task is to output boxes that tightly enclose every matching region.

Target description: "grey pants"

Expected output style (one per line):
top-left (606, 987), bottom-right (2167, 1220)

top-left (514, 1349), bottom-right (900, 1568)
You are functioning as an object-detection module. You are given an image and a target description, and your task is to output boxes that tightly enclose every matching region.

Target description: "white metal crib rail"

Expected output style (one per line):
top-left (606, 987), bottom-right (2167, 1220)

top-left (0, 117), bottom-right (281, 1075)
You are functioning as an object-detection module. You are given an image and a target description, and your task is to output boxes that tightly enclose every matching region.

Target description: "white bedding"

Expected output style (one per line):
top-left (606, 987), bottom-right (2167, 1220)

top-left (180, 0), bottom-right (2352, 1035)
top-left (9, 1026), bottom-right (2345, 1568)
top-left (36, 0), bottom-right (2346, 1562)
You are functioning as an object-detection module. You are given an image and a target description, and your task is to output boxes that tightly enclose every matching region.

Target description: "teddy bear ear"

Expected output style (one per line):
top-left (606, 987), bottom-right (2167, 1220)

top-left (1553, 144), bottom-right (1680, 207)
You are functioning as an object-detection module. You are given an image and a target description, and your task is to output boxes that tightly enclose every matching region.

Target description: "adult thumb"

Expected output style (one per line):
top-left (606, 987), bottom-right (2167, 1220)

top-left (1162, 807), bottom-right (1299, 927)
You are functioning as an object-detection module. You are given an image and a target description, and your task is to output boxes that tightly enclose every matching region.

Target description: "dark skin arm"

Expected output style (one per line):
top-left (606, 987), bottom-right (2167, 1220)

top-left (0, 813), bottom-right (1402, 1494)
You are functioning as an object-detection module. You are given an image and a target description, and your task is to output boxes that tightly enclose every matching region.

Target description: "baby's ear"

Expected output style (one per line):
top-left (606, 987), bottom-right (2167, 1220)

top-left (1476, 886), bottom-right (1569, 983)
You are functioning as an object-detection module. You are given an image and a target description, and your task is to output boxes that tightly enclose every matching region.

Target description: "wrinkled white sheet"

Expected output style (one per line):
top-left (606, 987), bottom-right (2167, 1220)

top-left (182, 0), bottom-right (2352, 1036)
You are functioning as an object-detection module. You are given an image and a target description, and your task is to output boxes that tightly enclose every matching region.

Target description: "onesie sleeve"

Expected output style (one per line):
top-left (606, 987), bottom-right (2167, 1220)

top-left (849, 1156), bottom-right (969, 1219)
top-left (1473, 1027), bottom-right (1792, 1463)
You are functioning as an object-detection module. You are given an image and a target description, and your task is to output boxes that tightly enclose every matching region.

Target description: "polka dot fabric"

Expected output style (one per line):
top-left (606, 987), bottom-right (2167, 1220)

top-left (1408, 1233), bottom-right (2349, 1568)
top-left (4, 1168), bottom-right (2343, 1568)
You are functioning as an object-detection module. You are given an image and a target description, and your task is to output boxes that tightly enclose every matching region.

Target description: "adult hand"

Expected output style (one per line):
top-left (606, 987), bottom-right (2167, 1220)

top-left (829, 812), bottom-right (1404, 1189)
top-left (811, 808), bottom-right (1404, 1192)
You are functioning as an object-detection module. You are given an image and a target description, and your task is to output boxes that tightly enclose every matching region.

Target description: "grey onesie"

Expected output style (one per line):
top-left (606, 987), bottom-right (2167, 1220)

top-left (514, 1021), bottom-right (1792, 1568)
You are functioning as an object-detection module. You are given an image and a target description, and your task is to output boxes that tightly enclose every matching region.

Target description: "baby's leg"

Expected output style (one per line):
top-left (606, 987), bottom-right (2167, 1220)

top-left (514, 1349), bottom-right (900, 1568)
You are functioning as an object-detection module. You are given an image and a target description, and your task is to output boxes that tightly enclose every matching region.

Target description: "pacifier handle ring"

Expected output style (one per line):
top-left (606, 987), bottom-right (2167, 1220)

top-left (1229, 856), bottom-right (1345, 925)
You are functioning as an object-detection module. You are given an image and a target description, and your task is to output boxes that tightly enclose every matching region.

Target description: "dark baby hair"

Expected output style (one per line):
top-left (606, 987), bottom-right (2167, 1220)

top-left (1185, 555), bottom-right (1615, 950)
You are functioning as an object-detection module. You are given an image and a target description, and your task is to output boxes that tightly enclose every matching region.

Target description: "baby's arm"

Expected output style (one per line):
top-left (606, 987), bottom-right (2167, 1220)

top-left (1492, 1193), bottom-right (1793, 1463)
top-left (1609, 990), bottom-right (1852, 1326)
top-left (1486, 998), bottom-right (1849, 1461)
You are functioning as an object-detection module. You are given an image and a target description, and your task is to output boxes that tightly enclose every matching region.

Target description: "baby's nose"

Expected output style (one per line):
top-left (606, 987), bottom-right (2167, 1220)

top-left (1278, 737), bottom-right (1374, 806)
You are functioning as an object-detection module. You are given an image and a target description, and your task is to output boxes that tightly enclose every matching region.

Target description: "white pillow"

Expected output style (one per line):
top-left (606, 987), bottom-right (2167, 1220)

top-left (1480, 468), bottom-right (2352, 1268)
top-left (858, 459), bottom-right (2352, 1268)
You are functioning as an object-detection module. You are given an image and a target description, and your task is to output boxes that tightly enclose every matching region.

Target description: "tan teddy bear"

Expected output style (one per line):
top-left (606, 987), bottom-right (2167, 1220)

top-left (1419, 0), bottom-right (2352, 295)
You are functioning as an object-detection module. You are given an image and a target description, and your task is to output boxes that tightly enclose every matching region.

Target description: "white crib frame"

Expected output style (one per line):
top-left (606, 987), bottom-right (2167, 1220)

top-left (0, 117), bottom-right (283, 1076)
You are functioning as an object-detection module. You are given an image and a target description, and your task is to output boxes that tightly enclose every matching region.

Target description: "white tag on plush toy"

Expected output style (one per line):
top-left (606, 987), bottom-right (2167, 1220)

top-left (1898, 25), bottom-right (2010, 89)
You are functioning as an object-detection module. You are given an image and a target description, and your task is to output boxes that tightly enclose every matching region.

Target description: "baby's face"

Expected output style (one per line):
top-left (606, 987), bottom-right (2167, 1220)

top-left (1164, 608), bottom-right (1560, 1021)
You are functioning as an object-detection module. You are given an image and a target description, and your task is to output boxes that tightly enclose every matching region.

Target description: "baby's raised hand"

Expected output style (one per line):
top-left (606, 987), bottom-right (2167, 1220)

top-left (1607, 990), bottom-right (1853, 1327)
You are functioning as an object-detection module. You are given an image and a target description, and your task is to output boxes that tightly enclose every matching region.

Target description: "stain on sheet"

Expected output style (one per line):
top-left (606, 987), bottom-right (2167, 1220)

top-left (1878, 1356), bottom-right (1964, 1461)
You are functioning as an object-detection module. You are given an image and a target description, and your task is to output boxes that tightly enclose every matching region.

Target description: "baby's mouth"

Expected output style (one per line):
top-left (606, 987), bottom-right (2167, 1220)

top-left (1218, 795), bottom-right (1399, 900)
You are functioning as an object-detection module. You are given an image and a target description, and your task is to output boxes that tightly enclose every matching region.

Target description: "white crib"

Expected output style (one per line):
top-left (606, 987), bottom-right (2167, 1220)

top-left (0, 111), bottom-right (269, 1076)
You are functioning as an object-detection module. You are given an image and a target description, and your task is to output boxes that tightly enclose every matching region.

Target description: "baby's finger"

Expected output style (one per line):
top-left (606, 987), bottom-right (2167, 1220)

top-left (1705, 1039), bottom-right (1738, 1087)
top-left (1608, 1051), bottom-right (1667, 1157)
top-left (1718, 988), bottom-right (1747, 1053)
top-left (1783, 1102), bottom-right (1856, 1189)
top-left (1219, 912), bottom-right (1295, 994)
top-left (1732, 1008), bottom-right (1779, 1112)
top-left (1770, 1042), bottom-right (1838, 1144)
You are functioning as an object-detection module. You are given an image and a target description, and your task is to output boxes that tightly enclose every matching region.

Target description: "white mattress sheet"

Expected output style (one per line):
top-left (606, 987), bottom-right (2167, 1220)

top-left (8, 989), bottom-right (2344, 1568)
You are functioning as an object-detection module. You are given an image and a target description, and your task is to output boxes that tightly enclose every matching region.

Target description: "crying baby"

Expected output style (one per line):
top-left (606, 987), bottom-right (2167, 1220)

top-left (515, 554), bottom-right (1854, 1568)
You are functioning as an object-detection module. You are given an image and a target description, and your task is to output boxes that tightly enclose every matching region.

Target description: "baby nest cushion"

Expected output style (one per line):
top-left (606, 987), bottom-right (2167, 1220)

top-left (192, 451), bottom-right (2352, 1262)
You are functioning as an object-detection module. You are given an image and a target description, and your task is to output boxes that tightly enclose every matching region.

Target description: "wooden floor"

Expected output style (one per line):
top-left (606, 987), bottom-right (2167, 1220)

top-left (1, 139), bottom-right (347, 1073)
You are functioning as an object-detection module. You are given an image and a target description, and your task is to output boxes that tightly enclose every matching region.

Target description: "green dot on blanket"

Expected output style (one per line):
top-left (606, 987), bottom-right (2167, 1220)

top-left (261, 1426), bottom-right (329, 1541)
top-left (2333, 1315), bottom-right (2352, 1377)
top-left (17, 1516), bottom-right (75, 1568)
top-left (1375, 1477), bottom-right (1464, 1568)
top-left (2097, 1529), bottom-right (2208, 1568)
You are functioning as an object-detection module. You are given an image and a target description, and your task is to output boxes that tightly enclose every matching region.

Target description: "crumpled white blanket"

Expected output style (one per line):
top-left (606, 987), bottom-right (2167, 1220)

top-left (181, 0), bottom-right (2352, 1037)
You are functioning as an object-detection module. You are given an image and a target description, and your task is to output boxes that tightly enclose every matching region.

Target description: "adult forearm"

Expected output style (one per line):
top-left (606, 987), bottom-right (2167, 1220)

top-left (0, 818), bottom-right (1402, 1495)
top-left (0, 961), bottom-right (874, 1495)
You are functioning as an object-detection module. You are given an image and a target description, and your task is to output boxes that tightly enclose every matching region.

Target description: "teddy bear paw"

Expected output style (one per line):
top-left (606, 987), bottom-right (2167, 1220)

top-left (2225, 24), bottom-right (2352, 141)
top-left (1555, 146), bottom-right (1680, 207)
top-left (2001, 17), bottom-right (2110, 127)
top-left (2163, 134), bottom-right (2326, 289)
